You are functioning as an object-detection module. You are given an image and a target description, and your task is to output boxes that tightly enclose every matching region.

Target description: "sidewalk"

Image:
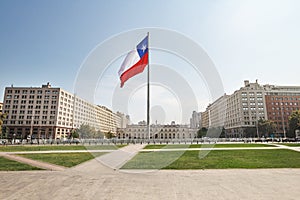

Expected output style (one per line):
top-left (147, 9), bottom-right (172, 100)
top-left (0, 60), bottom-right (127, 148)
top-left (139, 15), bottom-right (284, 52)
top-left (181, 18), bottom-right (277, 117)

top-left (271, 143), bottom-right (300, 152)
top-left (96, 144), bottom-right (146, 170)
top-left (0, 152), bottom-right (66, 171)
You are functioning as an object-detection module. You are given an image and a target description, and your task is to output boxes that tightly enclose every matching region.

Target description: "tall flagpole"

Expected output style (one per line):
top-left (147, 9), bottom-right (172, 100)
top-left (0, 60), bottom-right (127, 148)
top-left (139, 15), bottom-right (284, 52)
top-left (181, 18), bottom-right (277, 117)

top-left (147, 32), bottom-right (150, 140)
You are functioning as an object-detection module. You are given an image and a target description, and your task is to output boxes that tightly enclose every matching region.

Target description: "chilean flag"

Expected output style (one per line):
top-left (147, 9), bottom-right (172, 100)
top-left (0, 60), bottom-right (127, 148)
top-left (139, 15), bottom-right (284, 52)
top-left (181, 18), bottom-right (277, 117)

top-left (118, 36), bottom-right (148, 87)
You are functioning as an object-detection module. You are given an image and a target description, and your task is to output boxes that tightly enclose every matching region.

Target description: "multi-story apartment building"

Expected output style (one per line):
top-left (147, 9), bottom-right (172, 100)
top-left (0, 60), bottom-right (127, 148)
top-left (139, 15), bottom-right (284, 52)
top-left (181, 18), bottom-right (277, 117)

top-left (207, 95), bottom-right (227, 129)
top-left (202, 80), bottom-right (300, 138)
top-left (2, 83), bottom-right (127, 139)
top-left (225, 80), bottom-right (267, 137)
top-left (118, 121), bottom-right (197, 139)
top-left (190, 111), bottom-right (201, 129)
top-left (264, 85), bottom-right (300, 137)
top-left (116, 112), bottom-right (130, 129)
top-left (200, 110), bottom-right (209, 129)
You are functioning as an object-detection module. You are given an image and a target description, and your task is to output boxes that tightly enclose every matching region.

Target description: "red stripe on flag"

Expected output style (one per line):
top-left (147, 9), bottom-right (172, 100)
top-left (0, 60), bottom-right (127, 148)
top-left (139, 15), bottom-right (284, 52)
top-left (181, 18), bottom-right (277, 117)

top-left (120, 52), bottom-right (148, 87)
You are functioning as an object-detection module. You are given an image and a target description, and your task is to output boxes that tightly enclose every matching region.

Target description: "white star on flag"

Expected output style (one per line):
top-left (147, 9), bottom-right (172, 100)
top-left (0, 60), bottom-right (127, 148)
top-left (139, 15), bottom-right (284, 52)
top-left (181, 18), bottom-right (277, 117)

top-left (141, 44), bottom-right (147, 52)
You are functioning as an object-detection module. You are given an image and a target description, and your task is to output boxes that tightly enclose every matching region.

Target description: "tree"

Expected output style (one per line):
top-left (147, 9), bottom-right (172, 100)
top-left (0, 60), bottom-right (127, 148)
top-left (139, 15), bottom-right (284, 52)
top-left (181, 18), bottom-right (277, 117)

top-left (2, 126), bottom-right (9, 139)
top-left (96, 130), bottom-right (105, 139)
top-left (0, 112), bottom-right (7, 138)
top-left (288, 110), bottom-right (300, 138)
top-left (77, 124), bottom-right (97, 138)
top-left (244, 127), bottom-right (257, 138)
top-left (220, 127), bottom-right (226, 138)
top-left (197, 127), bottom-right (207, 138)
top-left (70, 129), bottom-right (79, 139)
top-left (105, 131), bottom-right (114, 139)
top-left (258, 118), bottom-right (276, 137)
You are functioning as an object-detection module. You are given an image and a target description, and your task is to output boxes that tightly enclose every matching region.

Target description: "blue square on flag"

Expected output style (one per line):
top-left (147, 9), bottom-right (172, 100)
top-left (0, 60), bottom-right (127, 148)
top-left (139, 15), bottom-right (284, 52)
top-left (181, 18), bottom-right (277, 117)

top-left (136, 36), bottom-right (148, 58)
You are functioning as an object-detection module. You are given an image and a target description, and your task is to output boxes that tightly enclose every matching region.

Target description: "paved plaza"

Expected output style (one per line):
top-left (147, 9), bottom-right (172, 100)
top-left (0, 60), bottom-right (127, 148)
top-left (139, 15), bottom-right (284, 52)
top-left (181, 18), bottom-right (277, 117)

top-left (1, 144), bottom-right (300, 200)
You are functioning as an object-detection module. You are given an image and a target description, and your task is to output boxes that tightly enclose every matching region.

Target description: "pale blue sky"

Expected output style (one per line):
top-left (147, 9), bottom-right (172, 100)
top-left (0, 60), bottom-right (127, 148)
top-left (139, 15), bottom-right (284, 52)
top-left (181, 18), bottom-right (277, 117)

top-left (1, 0), bottom-right (300, 123)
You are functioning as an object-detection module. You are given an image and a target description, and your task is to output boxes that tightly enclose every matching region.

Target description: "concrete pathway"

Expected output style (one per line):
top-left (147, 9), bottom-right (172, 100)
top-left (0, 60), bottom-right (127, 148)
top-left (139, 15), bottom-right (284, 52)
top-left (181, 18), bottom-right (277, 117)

top-left (0, 152), bottom-right (66, 171)
top-left (1, 168), bottom-right (300, 200)
top-left (271, 143), bottom-right (300, 152)
top-left (1, 144), bottom-right (300, 199)
top-left (96, 144), bottom-right (146, 170)
top-left (0, 144), bottom-right (145, 172)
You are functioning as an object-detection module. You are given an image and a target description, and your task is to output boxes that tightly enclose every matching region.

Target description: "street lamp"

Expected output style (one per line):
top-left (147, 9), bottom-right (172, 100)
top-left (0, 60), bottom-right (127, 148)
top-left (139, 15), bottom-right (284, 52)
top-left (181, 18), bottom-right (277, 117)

top-left (256, 120), bottom-right (260, 138)
top-left (13, 133), bottom-right (16, 144)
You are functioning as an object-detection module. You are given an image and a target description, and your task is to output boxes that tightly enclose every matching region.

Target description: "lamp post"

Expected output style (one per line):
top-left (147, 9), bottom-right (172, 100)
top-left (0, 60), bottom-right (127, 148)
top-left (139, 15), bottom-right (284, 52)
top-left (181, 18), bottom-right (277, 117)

top-left (13, 133), bottom-right (16, 144)
top-left (256, 120), bottom-right (260, 138)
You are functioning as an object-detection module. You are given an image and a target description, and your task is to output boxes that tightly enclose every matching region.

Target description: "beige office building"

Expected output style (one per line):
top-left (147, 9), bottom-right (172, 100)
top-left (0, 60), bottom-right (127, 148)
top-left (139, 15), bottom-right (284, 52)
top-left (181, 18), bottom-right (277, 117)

top-left (200, 110), bottom-right (209, 129)
top-left (202, 80), bottom-right (300, 138)
top-left (2, 83), bottom-right (126, 139)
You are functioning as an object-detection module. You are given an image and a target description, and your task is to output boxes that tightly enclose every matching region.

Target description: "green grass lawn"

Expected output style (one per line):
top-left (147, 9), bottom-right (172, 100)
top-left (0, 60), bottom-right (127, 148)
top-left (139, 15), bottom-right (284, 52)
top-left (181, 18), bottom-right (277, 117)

top-left (0, 145), bottom-right (125, 152)
top-left (144, 143), bottom-right (274, 149)
top-left (122, 149), bottom-right (300, 169)
top-left (281, 143), bottom-right (300, 147)
top-left (18, 152), bottom-right (107, 167)
top-left (0, 157), bottom-right (43, 171)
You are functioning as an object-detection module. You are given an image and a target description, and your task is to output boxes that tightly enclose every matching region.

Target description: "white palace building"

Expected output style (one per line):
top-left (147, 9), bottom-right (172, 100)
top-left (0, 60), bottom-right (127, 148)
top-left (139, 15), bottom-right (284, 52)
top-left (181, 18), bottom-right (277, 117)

top-left (117, 121), bottom-right (198, 140)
